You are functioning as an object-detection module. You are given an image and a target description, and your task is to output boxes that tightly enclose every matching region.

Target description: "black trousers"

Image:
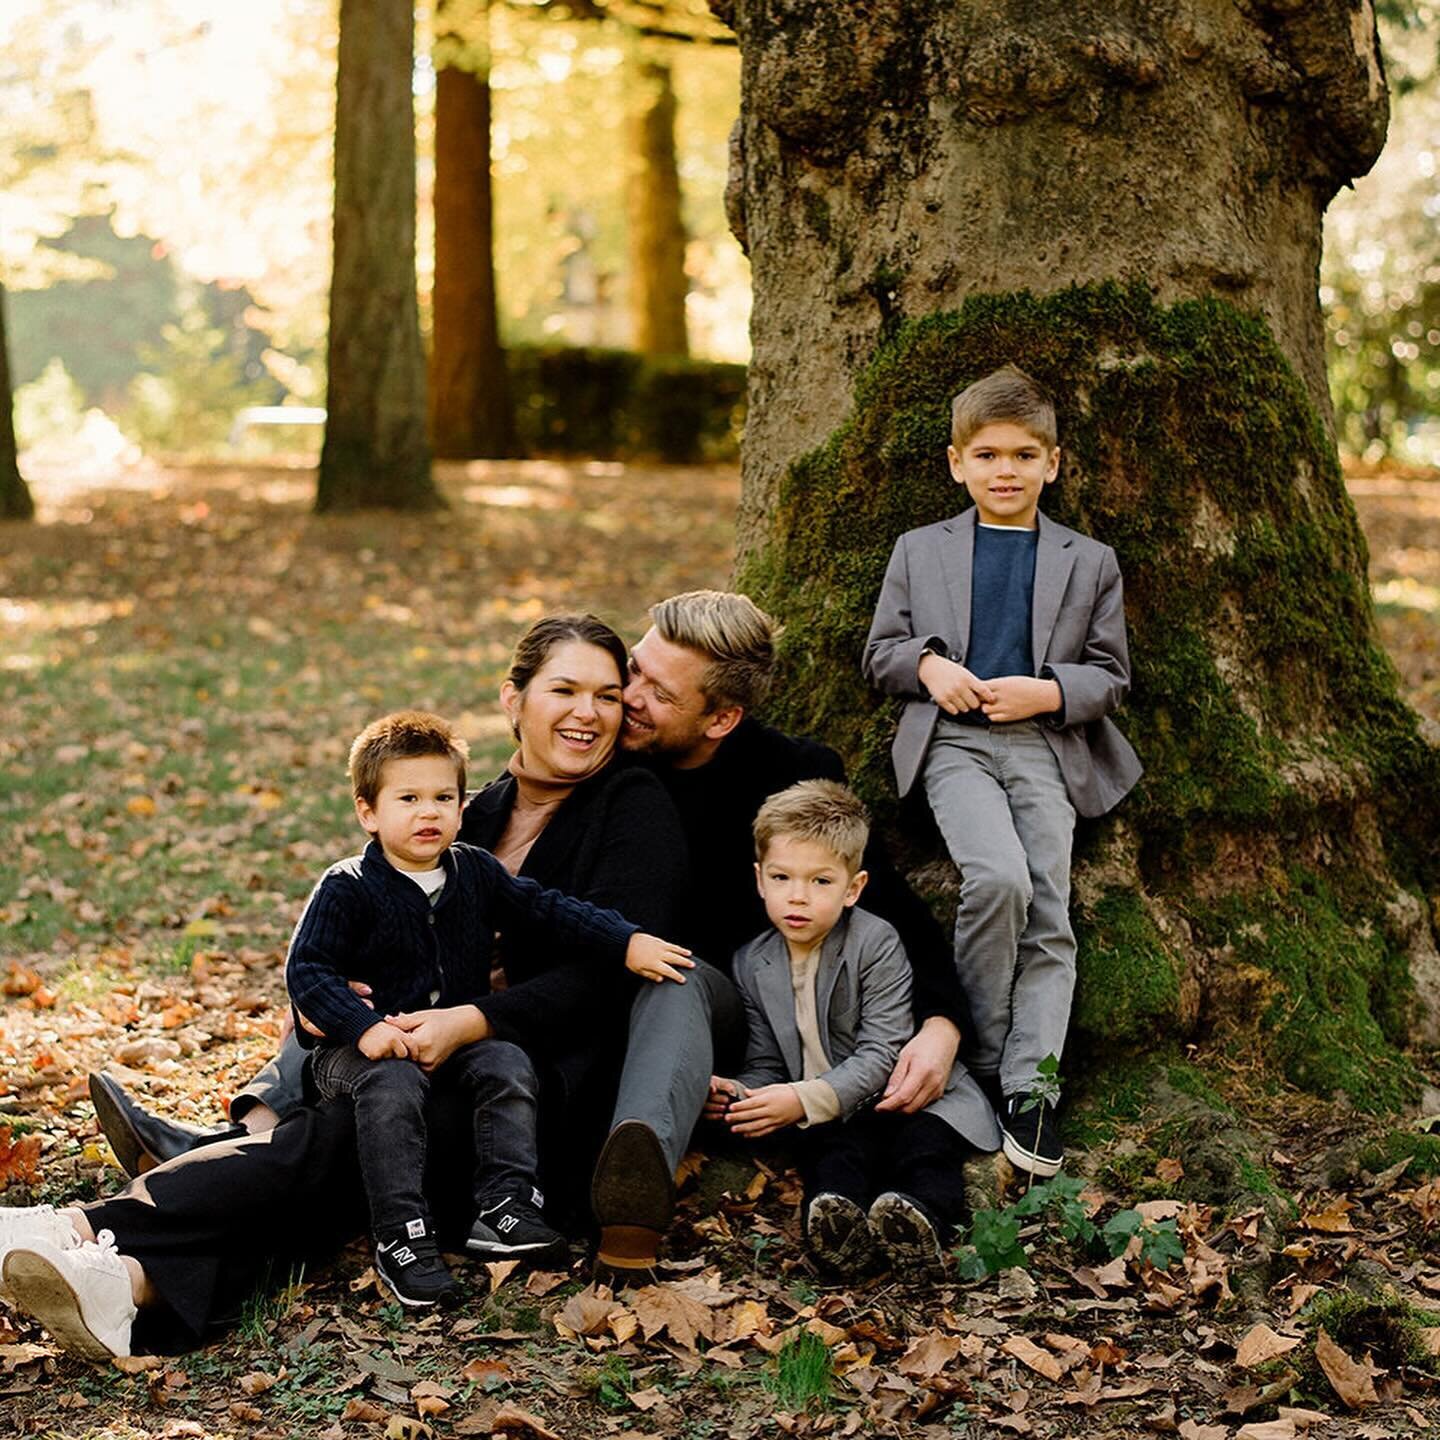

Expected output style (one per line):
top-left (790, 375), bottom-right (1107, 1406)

top-left (795, 1110), bottom-right (973, 1232)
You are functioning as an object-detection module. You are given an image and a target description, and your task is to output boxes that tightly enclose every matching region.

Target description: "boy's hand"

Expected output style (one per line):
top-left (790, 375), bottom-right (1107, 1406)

top-left (386, 1005), bottom-right (488, 1070)
top-left (980, 675), bottom-right (1062, 724)
top-left (357, 1021), bottom-right (410, 1061)
top-left (705, 1076), bottom-right (745, 1120)
top-left (919, 653), bottom-right (996, 715)
top-left (295, 981), bottom-right (374, 1041)
top-left (626, 933), bottom-right (696, 984)
top-left (725, 1083), bottom-right (804, 1138)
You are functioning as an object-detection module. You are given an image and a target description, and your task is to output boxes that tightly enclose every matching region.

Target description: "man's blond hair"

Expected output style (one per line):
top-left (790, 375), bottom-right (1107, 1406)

top-left (650, 590), bottom-right (778, 713)
top-left (753, 779), bottom-right (869, 875)
top-left (951, 364), bottom-right (1057, 450)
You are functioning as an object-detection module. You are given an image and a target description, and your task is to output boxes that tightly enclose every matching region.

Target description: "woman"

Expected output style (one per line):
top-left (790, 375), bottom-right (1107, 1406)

top-left (0, 616), bottom-right (688, 1358)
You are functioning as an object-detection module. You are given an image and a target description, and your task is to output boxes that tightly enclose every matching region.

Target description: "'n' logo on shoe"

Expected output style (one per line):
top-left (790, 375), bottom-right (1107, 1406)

top-left (496, 1213), bottom-right (519, 1233)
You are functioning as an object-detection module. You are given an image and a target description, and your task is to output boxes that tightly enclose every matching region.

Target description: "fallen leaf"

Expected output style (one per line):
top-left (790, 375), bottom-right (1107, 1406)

top-left (126, 794), bottom-right (158, 816)
top-left (4, 962), bottom-right (42, 996)
top-left (628, 1386), bottom-right (667, 1410)
top-left (725, 1298), bottom-right (771, 1342)
top-left (1276, 1407), bottom-right (1333, 1429)
top-left (524, 1270), bottom-right (566, 1297)
top-left (491, 1402), bottom-right (564, 1439)
top-left (1156, 1158), bottom-right (1185, 1183)
top-left (1177, 1422), bottom-right (1229, 1440)
top-left (237, 1370), bottom-right (276, 1395)
top-left (415, 1395), bottom-right (449, 1419)
top-left (0, 1127), bottom-right (43, 1186)
top-left (1302, 1197), bottom-right (1355, 1233)
top-left (897, 1333), bottom-right (965, 1378)
top-left (230, 1402), bottom-right (263, 1422)
top-left (342, 1398), bottom-right (390, 1422)
top-left (1001, 1336), bottom-right (1064, 1382)
top-left (630, 1283), bottom-right (719, 1351)
top-left (486, 1260), bottom-right (520, 1293)
top-left (384, 1419), bottom-right (431, 1440)
top-left (460, 1357), bottom-right (510, 1384)
top-left (1314, 1327), bottom-right (1379, 1409)
top-left (554, 1284), bottom-right (624, 1339)
top-left (1134, 1200), bottom-right (1185, 1221)
top-left (112, 1355), bottom-right (165, 1373)
top-left (1235, 1323), bottom-right (1303, 1369)
top-left (1236, 1422), bottom-right (1296, 1440)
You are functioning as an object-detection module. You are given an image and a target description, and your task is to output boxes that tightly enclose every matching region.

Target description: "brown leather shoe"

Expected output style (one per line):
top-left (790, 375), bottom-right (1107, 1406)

top-left (591, 1120), bottom-right (674, 1270)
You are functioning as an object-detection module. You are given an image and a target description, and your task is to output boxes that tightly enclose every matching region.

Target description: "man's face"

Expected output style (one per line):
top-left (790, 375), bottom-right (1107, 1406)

top-left (621, 629), bottom-right (721, 764)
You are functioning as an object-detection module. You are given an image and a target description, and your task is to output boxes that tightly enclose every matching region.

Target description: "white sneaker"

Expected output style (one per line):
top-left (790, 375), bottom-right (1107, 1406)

top-left (0, 1206), bottom-right (82, 1301)
top-left (2, 1231), bottom-right (136, 1360)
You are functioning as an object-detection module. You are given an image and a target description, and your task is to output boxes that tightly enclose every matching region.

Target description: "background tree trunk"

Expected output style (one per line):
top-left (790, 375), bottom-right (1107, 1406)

top-left (431, 0), bottom-right (519, 459)
top-left (725, 0), bottom-right (1440, 1107)
top-left (317, 0), bottom-right (439, 512)
top-left (0, 285), bottom-right (34, 522)
top-left (627, 50), bottom-right (689, 356)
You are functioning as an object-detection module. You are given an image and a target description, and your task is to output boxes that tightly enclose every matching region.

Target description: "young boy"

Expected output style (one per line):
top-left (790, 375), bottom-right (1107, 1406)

top-left (863, 365), bottom-right (1141, 1177)
top-left (287, 711), bottom-right (690, 1307)
top-left (708, 781), bottom-right (981, 1276)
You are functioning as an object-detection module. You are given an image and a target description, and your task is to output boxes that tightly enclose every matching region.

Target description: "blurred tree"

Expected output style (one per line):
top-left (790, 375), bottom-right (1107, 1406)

top-left (0, 284), bottom-right (35, 521)
top-left (431, 0), bottom-right (519, 458)
top-left (317, 0), bottom-right (438, 511)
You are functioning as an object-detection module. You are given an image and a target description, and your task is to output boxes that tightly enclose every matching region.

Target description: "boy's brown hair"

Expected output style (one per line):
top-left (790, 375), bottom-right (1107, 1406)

top-left (753, 779), bottom-right (869, 875)
top-left (348, 710), bottom-right (469, 806)
top-left (950, 364), bottom-right (1058, 450)
top-left (651, 590), bottom-right (779, 714)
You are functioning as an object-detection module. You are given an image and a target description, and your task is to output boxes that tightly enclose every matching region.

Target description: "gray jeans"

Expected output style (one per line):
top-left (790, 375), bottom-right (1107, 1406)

top-left (923, 718), bottom-right (1076, 1095)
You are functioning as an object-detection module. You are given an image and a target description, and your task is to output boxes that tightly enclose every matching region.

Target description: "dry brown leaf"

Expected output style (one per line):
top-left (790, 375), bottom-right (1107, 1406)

top-left (1276, 1407), bottom-right (1332, 1428)
top-left (706, 1347), bottom-right (745, 1368)
top-left (486, 1260), bottom-right (520, 1294)
top-left (805, 1317), bottom-right (849, 1347)
top-left (384, 1419), bottom-right (432, 1440)
top-left (1286, 1283), bottom-right (1320, 1316)
top-left (1155, 1158), bottom-right (1184, 1183)
top-left (554, 1285), bottom-right (623, 1339)
top-left (628, 1386), bottom-right (667, 1411)
top-left (1302, 1197), bottom-right (1355, 1233)
top-left (460, 1357), bottom-right (511, 1384)
top-left (1236, 1423), bottom-right (1296, 1440)
top-left (524, 1270), bottom-right (567, 1297)
top-left (415, 1396), bottom-right (449, 1419)
top-left (491, 1402), bottom-right (564, 1439)
top-left (725, 1298), bottom-right (771, 1342)
top-left (0, 1341), bottom-right (51, 1369)
top-left (0, 1127), bottom-right (43, 1186)
top-left (237, 1371), bottom-right (276, 1395)
top-left (674, 1152), bottom-right (706, 1187)
top-left (1314, 1327), bottom-right (1379, 1409)
top-left (1134, 1200), bottom-right (1185, 1221)
top-left (126, 794), bottom-right (157, 816)
top-left (897, 1333), bottom-right (965, 1378)
top-left (1177, 1422), bottom-right (1229, 1440)
top-left (342, 1398), bottom-right (390, 1423)
top-left (630, 1283), bottom-right (719, 1351)
top-left (3, 962), bottom-right (41, 996)
top-left (229, 1402), bottom-right (263, 1422)
top-left (608, 1311), bottom-right (637, 1345)
top-left (112, 1355), bottom-right (165, 1374)
top-left (1235, 1323), bottom-right (1303, 1369)
top-left (1419, 1327), bottom-right (1440, 1357)
top-left (1001, 1336), bottom-right (1064, 1382)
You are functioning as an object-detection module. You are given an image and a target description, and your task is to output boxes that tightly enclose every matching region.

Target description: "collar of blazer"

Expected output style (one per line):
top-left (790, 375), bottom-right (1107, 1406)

top-left (748, 909), bottom-right (857, 1081)
top-left (938, 507), bottom-right (1076, 669)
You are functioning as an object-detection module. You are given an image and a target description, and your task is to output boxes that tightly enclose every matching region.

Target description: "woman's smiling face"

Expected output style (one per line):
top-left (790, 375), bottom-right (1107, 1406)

top-left (502, 639), bottom-right (625, 782)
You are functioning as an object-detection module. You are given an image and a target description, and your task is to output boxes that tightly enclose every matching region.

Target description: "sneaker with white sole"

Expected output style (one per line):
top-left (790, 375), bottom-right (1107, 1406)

top-left (2, 1231), bottom-right (136, 1360)
top-left (374, 1217), bottom-right (456, 1308)
top-left (999, 1094), bottom-right (1063, 1178)
top-left (466, 1192), bottom-right (567, 1265)
top-left (0, 1205), bottom-right (83, 1301)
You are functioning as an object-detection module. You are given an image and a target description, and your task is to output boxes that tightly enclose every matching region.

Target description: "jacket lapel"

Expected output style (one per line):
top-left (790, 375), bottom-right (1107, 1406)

top-left (752, 931), bottom-right (805, 1080)
top-left (814, 911), bottom-right (853, 1032)
top-left (942, 509), bottom-right (977, 662)
top-left (1031, 511), bottom-right (1074, 668)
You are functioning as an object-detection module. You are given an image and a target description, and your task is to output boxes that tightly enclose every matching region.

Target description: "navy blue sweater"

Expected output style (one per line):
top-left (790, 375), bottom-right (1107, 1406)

top-left (285, 839), bottom-right (639, 1049)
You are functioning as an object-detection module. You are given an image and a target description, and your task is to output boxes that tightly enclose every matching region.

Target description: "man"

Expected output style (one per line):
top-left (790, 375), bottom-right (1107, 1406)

top-left (89, 592), bottom-right (998, 1268)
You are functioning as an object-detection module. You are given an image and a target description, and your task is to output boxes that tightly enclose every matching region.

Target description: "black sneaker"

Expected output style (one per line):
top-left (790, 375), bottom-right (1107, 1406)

top-left (374, 1218), bottom-right (456, 1307)
top-left (804, 1192), bottom-right (875, 1275)
top-left (467, 1189), bottom-right (567, 1265)
top-left (868, 1191), bottom-right (946, 1278)
top-left (1000, 1094), bottom-right (1063, 1177)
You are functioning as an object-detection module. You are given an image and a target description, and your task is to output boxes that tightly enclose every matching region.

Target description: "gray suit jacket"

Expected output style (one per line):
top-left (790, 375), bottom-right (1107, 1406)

top-left (733, 908), bottom-right (1003, 1150)
top-left (863, 508), bottom-right (1142, 818)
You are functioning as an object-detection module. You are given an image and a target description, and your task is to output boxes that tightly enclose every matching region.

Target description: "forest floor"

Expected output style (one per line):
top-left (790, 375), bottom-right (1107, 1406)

top-left (0, 459), bottom-right (1438, 1440)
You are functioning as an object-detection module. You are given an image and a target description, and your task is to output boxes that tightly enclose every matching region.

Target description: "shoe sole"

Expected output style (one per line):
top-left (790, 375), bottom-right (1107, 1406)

top-left (87, 1074), bottom-right (148, 1181)
top-left (591, 1121), bottom-right (675, 1234)
top-left (869, 1194), bottom-right (946, 1278)
top-left (999, 1129), bottom-right (1063, 1178)
top-left (2, 1250), bottom-right (121, 1361)
top-left (374, 1266), bottom-right (451, 1308)
top-left (466, 1236), bottom-right (568, 1265)
top-left (806, 1196), bottom-right (875, 1275)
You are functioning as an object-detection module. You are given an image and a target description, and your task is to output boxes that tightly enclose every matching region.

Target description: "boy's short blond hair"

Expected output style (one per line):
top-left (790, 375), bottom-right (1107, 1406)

top-left (348, 710), bottom-right (469, 806)
top-left (951, 365), bottom-right (1057, 450)
top-left (650, 590), bottom-right (779, 713)
top-left (753, 779), bottom-right (869, 875)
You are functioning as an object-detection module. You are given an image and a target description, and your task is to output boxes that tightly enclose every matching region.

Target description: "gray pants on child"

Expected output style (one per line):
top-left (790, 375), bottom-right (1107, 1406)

top-left (923, 717), bottom-right (1076, 1097)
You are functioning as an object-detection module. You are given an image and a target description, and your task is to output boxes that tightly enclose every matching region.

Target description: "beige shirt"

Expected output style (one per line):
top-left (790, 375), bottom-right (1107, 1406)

top-left (787, 943), bottom-right (841, 1126)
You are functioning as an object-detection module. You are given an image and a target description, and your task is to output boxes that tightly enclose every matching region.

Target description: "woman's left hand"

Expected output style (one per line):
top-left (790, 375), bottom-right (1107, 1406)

top-left (385, 1005), bottom-right (489, 1070)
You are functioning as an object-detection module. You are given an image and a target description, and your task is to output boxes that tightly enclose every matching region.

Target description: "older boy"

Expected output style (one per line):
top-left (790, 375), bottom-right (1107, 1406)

top-left (708, 782), bottom-right (984, 1275)
top-left (864, 367), bottom-right (1141, 1177)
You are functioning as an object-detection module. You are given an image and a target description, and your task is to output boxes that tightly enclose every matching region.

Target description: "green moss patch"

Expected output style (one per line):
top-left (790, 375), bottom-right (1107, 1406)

top-left (1357, 1129), bottom-right (1440, 1181)
top-left (1301, 1288), bottom-right (1440, 1377)
top-left (1072, 887), bottom-right (1183, 1045)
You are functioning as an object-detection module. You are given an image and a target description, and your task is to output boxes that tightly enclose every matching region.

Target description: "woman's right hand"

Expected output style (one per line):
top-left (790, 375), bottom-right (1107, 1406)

top-left (385, 1005), bottom-right (489, 1070)
top-left (625, 933), bottom-right (695, 984)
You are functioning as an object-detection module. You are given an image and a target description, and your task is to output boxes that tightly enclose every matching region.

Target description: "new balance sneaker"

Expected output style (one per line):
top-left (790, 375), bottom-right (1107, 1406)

top-left (868, 1191), bottom-right (946, 1278)
top-left (2, 1231), bottom-right (136, 1360)
top-left (804, 1192), bottom-right (875, 1275)
top-left (999, 1094), bottom-right (1063, 1177)
top-left (0, 1205), bottom-right (83, 1301)
top-left (466, 1191), bottom-right (567, 1265)
top-left (374, 1218), bottom-right (456, 1308)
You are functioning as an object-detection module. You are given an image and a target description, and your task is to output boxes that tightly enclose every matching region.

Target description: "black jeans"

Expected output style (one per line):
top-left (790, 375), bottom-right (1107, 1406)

top-left (311, 1040), bottom-right (542, 1236)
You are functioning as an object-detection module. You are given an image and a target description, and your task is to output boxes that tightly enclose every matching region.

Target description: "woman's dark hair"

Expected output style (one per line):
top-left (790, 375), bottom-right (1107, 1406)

top-left (507, 614), bottom-right (628, 693)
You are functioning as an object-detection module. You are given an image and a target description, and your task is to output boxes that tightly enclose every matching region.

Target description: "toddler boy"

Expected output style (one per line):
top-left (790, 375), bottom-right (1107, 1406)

top-left (864, 366), bottom-right (1141, 1177)
top-left (287, 711), bottom-right (689, 1306)
top-left (709, 781), bottom-right (981, 1276)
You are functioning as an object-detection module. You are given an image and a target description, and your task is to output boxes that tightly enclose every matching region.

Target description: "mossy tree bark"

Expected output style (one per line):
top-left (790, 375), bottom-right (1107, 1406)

top-left (431, 0), bottom-right (519, 460)
top-left (0, 285), bottom-right (33, 522)
top-left (627, 50), bottom-right (690, 357)
top-left (316, 0), bottom-right (439, 512)
top-left (722, 0), bottom-right (1440, 1107)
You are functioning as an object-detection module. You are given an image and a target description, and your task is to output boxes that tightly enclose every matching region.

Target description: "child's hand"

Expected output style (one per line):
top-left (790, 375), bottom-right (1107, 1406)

top-left (980, 675), bottom-right (1062, 724)
top-left (705, 1076), bottom-right (745, 1120)
top-left (357, 1021), bottom-right (411, 1060)
top-left (626, 933), bottom-right (696, 984)
top-left (918, 653), bottom-right (997, 715)
top-left (725, 1083), bottom-right (804, 1138)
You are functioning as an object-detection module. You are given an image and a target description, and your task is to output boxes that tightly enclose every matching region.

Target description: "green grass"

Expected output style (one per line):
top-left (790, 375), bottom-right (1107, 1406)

top-left (766, 1330), bottom-right (834, 1412)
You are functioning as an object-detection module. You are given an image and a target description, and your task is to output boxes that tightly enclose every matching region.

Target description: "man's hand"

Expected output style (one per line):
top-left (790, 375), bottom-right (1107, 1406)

top-left (980, 675), bottom-right (1061, 724)
top-left (875, 1016), bottom-right (960, 1114)
top-left (385, 1005), bottom-right (488, 1071)
top-left (704, 1075), bottom-right (744, 1121)
top-left (357, 1021), bottom-right (411, 1061)
top-left (295, 981), bottom-right (374, 1041)
top-left (918, 653), bottom-right (996, 715)
top-left (725, 1083), bottom-right (804, 1138)
top-left (625, 933), bottom-right (696, 984)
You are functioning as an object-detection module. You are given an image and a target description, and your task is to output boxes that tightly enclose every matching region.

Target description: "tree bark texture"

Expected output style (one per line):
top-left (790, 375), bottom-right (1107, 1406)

top-left (430, 0), bottom-right (520, 459)
top-left (627, 52), bottom-right (690, 356)
top-left (0, 285), bottom-right (34, 522)
top-left (726, 1), bottom-right (1440, 1105)
top-left (317, 0), bottom-right (439, 512)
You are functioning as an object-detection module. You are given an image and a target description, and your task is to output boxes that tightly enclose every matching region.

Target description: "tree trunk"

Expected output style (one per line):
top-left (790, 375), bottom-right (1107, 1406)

top-left (430, 0), bottom-right (519, 459)
top-left (0, 284), bottom-right (34, 522)
top-left (725, 0), bottom-right (1440, 1108)
top-left (317, 0), bottom-right (439, 512)
top-left (627, 51), bottom-right (690, 357)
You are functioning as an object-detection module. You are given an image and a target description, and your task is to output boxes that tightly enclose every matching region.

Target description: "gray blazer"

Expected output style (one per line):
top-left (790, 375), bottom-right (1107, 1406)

top-left (733, 908), bottom-right (1003, 1151)
top-left (863, 508), bottom-right (1142, 818)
